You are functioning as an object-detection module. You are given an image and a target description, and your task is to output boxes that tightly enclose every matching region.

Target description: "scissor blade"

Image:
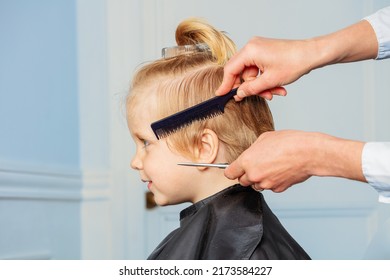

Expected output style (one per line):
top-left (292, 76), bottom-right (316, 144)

top-left (177, 162), bottom-right (229, 169)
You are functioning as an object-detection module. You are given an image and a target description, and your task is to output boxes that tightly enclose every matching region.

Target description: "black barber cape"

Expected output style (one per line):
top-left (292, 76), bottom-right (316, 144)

top-left (148, 185), bottom-right (310, 260)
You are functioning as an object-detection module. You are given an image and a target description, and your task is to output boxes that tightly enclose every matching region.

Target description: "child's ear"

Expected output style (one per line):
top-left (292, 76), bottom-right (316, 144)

top-left (195, 129), bottom-right (219, 168)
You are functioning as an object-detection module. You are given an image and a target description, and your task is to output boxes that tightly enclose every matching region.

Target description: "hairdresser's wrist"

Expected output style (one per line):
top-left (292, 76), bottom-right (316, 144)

top-left (310, 20), bottom-right (378, 70)
top-left (308, 133), bottom-right (366, 182)
top-left (307, 31), bottom-right (341, 71)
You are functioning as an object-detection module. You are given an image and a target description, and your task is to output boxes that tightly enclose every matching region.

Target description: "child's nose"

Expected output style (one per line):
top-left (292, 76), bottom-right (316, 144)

top-left (130, 154), bottom-right (143, 170)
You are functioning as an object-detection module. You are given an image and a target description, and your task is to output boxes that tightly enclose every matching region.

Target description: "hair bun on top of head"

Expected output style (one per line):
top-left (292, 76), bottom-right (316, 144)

top-left (162, 17), bottom-right (236, 65)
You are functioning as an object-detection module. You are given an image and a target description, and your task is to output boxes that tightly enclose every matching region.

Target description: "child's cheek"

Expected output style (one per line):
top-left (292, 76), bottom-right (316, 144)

top-left (143, 151), bottom-right (156, 171)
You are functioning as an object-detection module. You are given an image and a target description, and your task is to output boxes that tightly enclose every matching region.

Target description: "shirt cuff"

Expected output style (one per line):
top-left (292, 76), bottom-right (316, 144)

top-left (363, 6), bottom-right (390, 60)
top-left (362, 142), bottom-right (390, 203)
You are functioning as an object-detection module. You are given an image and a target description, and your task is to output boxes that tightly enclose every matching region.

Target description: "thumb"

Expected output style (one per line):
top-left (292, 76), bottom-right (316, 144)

top-left (224, 159), bottom-right (245, 180)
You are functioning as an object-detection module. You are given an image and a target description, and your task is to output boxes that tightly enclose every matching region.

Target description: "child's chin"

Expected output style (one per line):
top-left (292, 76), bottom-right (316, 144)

top-left (157, 199), bottom-right (183, 207)
top-left (154, 197), bottom-right (169, 206)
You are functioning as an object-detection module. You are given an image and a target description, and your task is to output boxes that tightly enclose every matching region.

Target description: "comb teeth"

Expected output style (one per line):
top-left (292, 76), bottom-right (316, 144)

top-left (151, 88), bottom-right (237, 140)
top-left (154, 109), bottom-right (223, 139)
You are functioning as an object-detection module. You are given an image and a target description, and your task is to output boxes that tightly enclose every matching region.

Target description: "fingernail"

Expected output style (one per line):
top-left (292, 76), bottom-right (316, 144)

top-left (260, 93), bottom-right (272, 100)
top-left (237, 89), bottom-right (246, 98)
top-left (234, 95), bottom-right (243, 102)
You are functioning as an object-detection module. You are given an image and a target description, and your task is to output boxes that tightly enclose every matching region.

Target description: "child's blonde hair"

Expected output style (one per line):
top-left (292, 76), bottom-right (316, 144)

top-left (128, 18), bottom-right (274, 163)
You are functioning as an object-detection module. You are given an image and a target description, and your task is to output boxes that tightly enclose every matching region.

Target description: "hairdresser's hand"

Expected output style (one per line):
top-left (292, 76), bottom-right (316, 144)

top-left (216, 20), bottom-right (378, 101)
top-left (224, 130), bottom-right (366, 192)
top-left (216, 37), bottom-right (314, 101)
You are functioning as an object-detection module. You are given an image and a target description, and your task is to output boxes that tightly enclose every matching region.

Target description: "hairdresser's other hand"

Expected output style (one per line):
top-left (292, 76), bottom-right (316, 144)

top-left (216, 20), bottom-right (378, 101)
top-left (224, 130), bottom-right (366, 192)
top-left (216, 37), bottom-right (314, 101)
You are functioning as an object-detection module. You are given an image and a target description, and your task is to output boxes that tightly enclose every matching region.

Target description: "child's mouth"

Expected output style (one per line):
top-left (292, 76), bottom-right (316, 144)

top-left (141, 179), bottom-right (152, 190)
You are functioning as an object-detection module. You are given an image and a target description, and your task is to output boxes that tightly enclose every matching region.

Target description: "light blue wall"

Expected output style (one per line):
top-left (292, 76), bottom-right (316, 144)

top-left (0, 0), bottom-right (113, 260)
top-left (0, 0), bottom-right (79, 168)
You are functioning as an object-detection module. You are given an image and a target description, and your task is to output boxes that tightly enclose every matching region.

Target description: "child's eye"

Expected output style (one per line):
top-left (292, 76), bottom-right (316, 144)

top-left (142, 139), bottom-right (150, 148)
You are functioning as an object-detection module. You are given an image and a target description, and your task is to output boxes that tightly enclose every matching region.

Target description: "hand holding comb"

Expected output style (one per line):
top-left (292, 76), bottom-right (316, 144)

top-left (151, 88), bottom-right (237, 139)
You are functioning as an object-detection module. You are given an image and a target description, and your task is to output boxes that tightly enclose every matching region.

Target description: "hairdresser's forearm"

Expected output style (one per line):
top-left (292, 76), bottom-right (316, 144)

top-left (309, 133), bottom-right (366, 182)
top-left (310, 20), bottom-right (378, 70)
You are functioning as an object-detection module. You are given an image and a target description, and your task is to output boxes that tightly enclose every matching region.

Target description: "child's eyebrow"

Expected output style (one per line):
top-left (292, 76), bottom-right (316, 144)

top-left (133, 130), bottom-right (152, 141)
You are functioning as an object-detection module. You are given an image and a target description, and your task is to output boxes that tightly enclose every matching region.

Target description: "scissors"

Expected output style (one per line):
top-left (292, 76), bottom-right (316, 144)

top-left (178, 162), bottom-right (264, 192)
top-left (177, 162), bottom-right (229, 169)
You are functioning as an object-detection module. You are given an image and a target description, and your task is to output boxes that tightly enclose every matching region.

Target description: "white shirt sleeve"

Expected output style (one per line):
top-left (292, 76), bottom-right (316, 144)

top-left (362, 142), bottom-right (390, 203)
top-left (364, 6), bottom-right (390, 60)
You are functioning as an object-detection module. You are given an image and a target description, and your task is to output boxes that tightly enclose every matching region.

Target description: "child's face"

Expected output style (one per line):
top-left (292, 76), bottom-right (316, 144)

top-left (127, 94), bottom-right (199, 206)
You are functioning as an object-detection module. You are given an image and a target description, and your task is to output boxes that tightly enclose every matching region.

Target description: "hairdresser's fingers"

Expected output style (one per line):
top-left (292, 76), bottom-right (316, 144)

top-left (216, 47), bottom-right (254, 96)
top-left (216, 72), bottom-right (240, 96)
top-left (238, 71), bottom-right (282, 97)
top-left (225, 160), bottom-right (261, 188)
top-left (216, 75), bottom-right (242, 96)
top-left (232, 77), bottom-right (242, 90)
top-left (258, 86), bottom-right (288, 100)
top-left (241, 66), bottom-right (260, 82)
top-left (224, 159), bottom-right (245, 181)
top-left (232, 67), bottom-right (261, 101)
top-left (253, 178), bottom-right (291, 193)
top-left (236, 173), bottom-right (256, 187)
top-left (235, 84), bottom-right (287, 101)
top-left (253, 184), bottom-right (264, 192)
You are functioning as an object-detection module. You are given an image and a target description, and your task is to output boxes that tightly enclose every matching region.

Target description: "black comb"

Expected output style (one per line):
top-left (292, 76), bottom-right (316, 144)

top-left (151, 88), bottom-right (237, 139)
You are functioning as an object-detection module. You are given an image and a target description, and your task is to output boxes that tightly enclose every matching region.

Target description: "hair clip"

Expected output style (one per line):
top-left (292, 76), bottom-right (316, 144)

top-left (162, 43), bottom-right (210, 59)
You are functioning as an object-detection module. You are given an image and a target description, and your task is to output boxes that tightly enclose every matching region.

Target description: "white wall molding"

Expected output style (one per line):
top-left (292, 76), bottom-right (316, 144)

top-left (1, 251), bottom-right (52, 260)
top-left (0, 161), bottom-right (110, 201)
